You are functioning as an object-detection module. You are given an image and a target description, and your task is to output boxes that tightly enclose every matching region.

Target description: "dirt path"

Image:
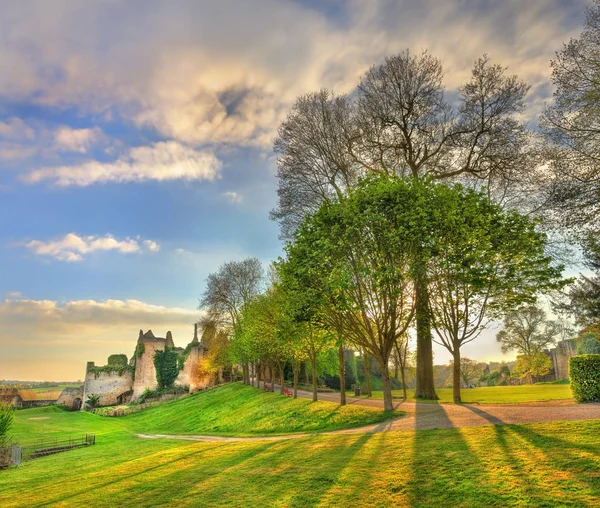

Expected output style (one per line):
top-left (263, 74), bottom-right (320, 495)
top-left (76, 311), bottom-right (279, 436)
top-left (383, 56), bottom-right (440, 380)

top-left (137, 385), bottom-right (600, 443)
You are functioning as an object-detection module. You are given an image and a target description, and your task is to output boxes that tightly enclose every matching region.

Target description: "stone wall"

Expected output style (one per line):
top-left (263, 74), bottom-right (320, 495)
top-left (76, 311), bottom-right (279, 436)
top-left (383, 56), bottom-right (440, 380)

top-left (57, 386), bottom-right (84, 410)
top-left (82, 366), bottom-right (134, 407)
top-left (549, 340), bottom-right (577, 380)
top-left (132, 336), bottom-right (168, 398)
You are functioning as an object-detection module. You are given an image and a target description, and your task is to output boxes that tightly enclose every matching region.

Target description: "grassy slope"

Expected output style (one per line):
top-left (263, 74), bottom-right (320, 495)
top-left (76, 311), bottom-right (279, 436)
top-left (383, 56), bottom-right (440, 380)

top-left (1, 418), bottom-right (598, 507)
top-left (125, 383), bottom-right (396, 435)
top-left (365, 384), bottom-right (573, 403)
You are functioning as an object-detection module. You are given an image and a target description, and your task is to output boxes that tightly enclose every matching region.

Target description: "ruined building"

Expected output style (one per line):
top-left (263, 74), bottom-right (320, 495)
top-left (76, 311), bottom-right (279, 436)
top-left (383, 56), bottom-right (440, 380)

top-left (82, 324), bottom-right (208, 407)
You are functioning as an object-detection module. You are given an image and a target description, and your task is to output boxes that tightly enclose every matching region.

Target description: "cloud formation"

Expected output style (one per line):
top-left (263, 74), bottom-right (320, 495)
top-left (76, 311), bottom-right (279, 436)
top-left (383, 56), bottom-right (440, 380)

top-left (24, 233), bottom-right (159, 261)
top-left (0, 0), bottom-right (588, 153)
top-left (0, 297), bottom-right (199, 380)
top-left (23, 141), bottom-right (222, 186)
top-left (53, 126), bottom-right (103, 153)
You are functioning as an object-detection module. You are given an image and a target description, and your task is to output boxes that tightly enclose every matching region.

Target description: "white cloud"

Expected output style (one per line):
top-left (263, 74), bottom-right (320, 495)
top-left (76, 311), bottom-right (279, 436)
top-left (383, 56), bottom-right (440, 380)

top-left (23, 233), bottom-right (160, 261)
top-left (23, 141), bottom-right (222, 186)
top-left (53, 126), bottom-right (102, 153)
top-left (142, 239), bottom-right (160, 252)
top-left (0, 1), bottom-right (588, 150)
top-left (222, 191), bottom-right (242, 204)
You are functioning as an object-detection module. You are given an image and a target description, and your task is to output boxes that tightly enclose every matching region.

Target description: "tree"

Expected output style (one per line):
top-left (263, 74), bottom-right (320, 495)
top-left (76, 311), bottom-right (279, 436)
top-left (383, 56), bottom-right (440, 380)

top-left (393, 332), bottom-right (412, 399)
top-left (575, 324), bottom-right (600, 354)
top-left (541, 1), bottom-right (600, 236)
top-left (496, 306), bottom-right (561, 383)
top-left (273, 51), bottom-right (534, 399)
top-left (512, 353), bottom-right (553, 382)
top-left (428, 188), bottom-right (566, 401)
top-left (282, 177), bottom-right (425, 411)
top-left (199, 258), bottom-right (264, 384)
top-left (457, 358), bottom-right (484, 387)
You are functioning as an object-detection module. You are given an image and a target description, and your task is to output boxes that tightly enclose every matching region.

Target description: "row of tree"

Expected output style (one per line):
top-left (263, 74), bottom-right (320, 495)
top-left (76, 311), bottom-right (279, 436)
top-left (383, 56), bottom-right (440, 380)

top-left (198, 2), bottom-right (600, 409)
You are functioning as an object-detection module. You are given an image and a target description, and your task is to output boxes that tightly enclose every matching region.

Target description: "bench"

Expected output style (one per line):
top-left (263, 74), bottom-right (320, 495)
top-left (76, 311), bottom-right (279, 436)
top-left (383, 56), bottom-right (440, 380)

top-left (284, 388), bottom-right (293, 397)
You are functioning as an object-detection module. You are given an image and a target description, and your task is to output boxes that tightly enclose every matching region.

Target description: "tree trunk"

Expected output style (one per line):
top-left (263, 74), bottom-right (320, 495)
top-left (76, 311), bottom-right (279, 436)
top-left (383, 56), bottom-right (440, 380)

top-left (311, 351), bottom-right (318, 402)
top-left (364, 353), bottom-right (372, 397)
top-left (251, 363), bottom-right (255, 387)
top-left (401, 362), bottom-right (408, 399)
top-left (279, 363), bottom-right (285, 395)
top-left (257, 362), bottom-right (262, 387)
top-left (338, 344), bottom-right (346, 406)
top-left (293, 361), bottom-right (299, 399)
top-left (452, 348), bottom-right (462, 403)
top-left (414, 270), bottom-right (438, 399)
top-left (380, 360), bottom-right (394, 412)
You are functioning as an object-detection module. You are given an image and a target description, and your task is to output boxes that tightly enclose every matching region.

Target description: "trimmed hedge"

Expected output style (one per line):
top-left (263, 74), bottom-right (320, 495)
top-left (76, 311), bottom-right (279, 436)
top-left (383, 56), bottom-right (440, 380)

top-left (569, 355), bottom-right (600, 403)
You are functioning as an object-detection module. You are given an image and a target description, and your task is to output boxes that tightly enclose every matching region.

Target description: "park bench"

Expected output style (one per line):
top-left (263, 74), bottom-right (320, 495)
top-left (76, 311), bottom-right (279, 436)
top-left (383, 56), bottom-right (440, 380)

top-left (264, 383), bottom-right (271, 392)
top-left (284, 388), bottom-right (293, 397)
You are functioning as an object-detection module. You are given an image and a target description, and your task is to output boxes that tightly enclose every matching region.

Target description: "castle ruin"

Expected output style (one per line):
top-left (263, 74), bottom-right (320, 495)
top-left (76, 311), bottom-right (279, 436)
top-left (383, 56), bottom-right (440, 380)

top-left (81, 324), bottom-right (208, 408)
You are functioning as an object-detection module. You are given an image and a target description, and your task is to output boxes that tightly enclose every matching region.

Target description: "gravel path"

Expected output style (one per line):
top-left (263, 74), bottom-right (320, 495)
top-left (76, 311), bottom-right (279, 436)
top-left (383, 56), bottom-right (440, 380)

top-left (137, 385), bottom-right (600, 443)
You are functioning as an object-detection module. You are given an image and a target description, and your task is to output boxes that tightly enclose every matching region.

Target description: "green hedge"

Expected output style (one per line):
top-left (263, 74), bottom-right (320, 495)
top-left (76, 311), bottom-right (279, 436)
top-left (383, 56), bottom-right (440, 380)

top-left (569, 355), bottom-right (600, 403)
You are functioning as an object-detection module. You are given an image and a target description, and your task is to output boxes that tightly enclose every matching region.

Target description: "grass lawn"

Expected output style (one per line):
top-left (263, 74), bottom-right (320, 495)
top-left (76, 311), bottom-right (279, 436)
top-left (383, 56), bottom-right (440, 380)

top-left (364, 383), bottom-right (573, 404)
top-left (1, 411), bottom-right (598, 507)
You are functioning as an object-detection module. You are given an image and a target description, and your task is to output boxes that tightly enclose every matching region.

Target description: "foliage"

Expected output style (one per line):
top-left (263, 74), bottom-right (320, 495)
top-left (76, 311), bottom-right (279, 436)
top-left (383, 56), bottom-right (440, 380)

top-left (496, 305), bottom-right (561, 360)
top-left (199, 257), bottom-right (264, 330)
top-left (575, 324), bottom-right (600, 354)
top-left (512, 353), bottom-right (553, 381)
top-left (86, 394), bottom-right (101, 409)
top-left (569, 354), bottom-right (600, 403)
top-left (107, 354), bottom-right (128, 367)
top-left (153, 348), bottom-right (179, 389)
top-left (138, 385), bottom-right (188, 404)
top-left (0, 403), bottom-right (14, 444)
top-left (89, 364), bottom-right (134, 378)
top-left (135, 343), bottom-right (146, 358)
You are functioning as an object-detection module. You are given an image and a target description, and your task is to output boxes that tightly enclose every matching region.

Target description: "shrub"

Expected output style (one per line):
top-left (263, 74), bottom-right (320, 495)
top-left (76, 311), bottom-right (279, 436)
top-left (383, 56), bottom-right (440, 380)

top-left (0, 403), bottom-right (14, 443)
top-left (107, 354), bottom-right (128, 366)
top-left (569, 355), bottom-right (600, 403)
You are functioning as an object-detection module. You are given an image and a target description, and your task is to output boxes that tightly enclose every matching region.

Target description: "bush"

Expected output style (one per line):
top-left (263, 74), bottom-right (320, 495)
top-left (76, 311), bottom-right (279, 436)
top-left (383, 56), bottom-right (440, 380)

top-left (569, 355), bottom-right (600, 403)
top-left (108, 354), bottom-right (128, 366)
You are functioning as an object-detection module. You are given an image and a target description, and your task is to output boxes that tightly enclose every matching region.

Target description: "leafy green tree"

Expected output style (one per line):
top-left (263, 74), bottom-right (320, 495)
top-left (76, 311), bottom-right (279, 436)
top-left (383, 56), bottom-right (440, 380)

top-left (497, 306), bottom-right (561, 383)
top-left (281, 177), bottom-right (426, 410)
top-left (575, 324), bottom-right (600, 354)
top-left (427, 189), bottom-right (566, 401)
top-left (512, 353), bottom-right (553, 382)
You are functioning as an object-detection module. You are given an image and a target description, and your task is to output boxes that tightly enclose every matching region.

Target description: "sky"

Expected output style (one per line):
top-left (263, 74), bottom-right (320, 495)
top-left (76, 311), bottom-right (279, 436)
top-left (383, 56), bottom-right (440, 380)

top-left (0, 0), bottom-right (591, 381)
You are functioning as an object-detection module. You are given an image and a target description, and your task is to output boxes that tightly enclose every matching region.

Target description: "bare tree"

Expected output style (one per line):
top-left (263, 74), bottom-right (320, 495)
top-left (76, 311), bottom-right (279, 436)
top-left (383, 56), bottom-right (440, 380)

top-left (496, 306), bottom-right (560, 357)
top-left (541, 1), bottom-right (600, 237)
top-left (271, 90), bottom-right (360, 239)
top-left (199, 257), bottom-right (264, 384)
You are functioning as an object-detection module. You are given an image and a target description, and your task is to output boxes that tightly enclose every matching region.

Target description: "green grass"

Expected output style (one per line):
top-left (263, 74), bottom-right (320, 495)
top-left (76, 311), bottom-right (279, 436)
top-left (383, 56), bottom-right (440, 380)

top-left (365, 383), bottom-right (573, 403)
top-left (126, 383), bottom-right (397, 435)
top-left (1, 415), bottom-right (598, 507)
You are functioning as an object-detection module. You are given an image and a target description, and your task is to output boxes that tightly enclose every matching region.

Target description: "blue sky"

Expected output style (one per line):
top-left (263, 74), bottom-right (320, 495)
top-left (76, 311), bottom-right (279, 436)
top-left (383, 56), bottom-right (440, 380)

top-left (0, 0), bottom-right (590, 380)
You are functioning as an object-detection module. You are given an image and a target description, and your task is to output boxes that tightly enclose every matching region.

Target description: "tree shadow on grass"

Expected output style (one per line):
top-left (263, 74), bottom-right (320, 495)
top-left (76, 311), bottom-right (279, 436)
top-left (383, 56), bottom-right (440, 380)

top-left (164, 433), bottom-right (375, 506)
top-left (507, 423), bottom-right (600, 500)
top-left (407, 403), bottom-right (508, 507)
top-left (35, 441), bottom-right (234, 507)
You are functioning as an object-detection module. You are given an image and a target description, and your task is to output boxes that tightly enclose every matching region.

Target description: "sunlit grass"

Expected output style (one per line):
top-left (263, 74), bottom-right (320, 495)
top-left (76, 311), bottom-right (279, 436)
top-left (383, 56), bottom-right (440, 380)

top-left (1, 418), bottom-right (598, 507)
top-left (364, 384), bottom-right (573, 403)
